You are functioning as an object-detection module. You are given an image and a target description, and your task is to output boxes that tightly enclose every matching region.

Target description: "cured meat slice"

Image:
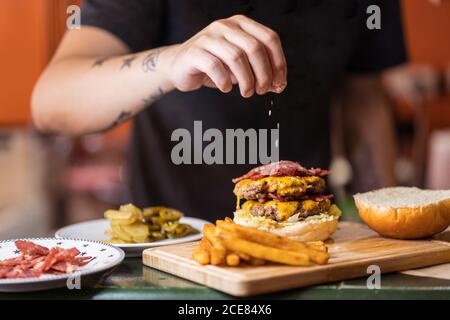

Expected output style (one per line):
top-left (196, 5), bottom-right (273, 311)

top-left (0, 241), bottom-right (91, 279)
top-left (70, 256), bottom-right (93, 266)
top-left (0, 266), bottom-right (12, 278)
top-left (39, 247), bottom-right (84, 272)
top-left (232, 160), bottom-right (330, 183)
top-left (4, 265), bottom-right (39, 279)
top-left (51, 261), bottom-right (77, 273)
top-left (0, 256), bottom-right (24, 266)
top-left (15, 240), bottom-right (49, 256)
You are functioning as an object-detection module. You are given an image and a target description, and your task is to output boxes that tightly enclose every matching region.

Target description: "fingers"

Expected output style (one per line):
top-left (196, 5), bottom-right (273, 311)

top-left (230, 15), bottom-right (287, 93)
top-left (190, 47), bottom-right (233, 93)
top-left (178, 15), bottom-right (287, 97)
top-left (197, 35), bottom-right (255, 97)
top-left (216, 21), bottom-right (273, 95)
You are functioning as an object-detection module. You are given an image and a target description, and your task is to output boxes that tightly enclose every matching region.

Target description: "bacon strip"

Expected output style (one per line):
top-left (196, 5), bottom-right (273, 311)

top-left (232, 160), bottom-right (330, 183)
top-left (0, 241), bottom-right (91, 279)
top-left (51, 261), bottom-right (77, 273)
top-left (15, 240), bottom-right (49, 256)
top-left (0, 256), bottom-right (24, 267)
top-left (0, 266), bottom-right (12, 278)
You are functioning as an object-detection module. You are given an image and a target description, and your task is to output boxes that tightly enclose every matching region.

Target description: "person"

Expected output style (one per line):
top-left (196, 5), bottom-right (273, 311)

top-left (32, 0), bottom-right (407, 221)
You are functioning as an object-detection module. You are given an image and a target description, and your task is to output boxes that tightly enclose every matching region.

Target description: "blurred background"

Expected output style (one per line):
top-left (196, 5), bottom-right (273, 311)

top-left (0, 0), bottom-right (449, 238)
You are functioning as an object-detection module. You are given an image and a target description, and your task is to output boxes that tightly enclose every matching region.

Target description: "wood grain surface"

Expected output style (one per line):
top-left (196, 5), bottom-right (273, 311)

top-left (143, 222), bottom-right (450, 296)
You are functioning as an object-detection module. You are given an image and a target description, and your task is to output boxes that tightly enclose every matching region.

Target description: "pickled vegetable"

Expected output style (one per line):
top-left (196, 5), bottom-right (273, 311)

top-left (104, 204), bottom-right (198, 244)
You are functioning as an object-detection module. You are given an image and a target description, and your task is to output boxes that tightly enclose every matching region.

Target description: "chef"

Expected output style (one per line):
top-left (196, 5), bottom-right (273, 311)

top-left (32, 0), bottom-right (407, 221)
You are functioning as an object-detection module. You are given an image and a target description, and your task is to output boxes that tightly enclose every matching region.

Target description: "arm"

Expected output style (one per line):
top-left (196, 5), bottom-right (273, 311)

top-left (32, 15), bottom-right (287, 135)
top-left (32, 27), bottom-right (170, 135)
top-left (341, 75), bottom-right (398, 187)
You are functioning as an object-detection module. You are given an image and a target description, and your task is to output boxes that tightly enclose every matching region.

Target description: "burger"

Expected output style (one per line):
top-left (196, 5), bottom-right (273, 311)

top-left (232, 160), bottom-right (341, 241)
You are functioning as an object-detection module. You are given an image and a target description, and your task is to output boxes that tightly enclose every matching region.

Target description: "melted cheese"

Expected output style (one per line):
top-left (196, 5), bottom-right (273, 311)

top-left (302, 200), bottom-right (318, 211)
top-left (242, 200), bottom-right (300, 221)
top-left (241, 198), bottom-right (332, 222)
top-left (235, 176), bottom-right (321, 197)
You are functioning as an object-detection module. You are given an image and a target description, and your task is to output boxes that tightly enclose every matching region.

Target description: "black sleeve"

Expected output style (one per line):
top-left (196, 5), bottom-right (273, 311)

top-left (81, 0), bottom-right (164, 52)
top-left (347, 0), bottom-right (408, 74)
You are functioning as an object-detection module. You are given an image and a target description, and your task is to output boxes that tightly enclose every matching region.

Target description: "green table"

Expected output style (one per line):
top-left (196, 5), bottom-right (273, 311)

top-left (1, 258), bottom-right (450, 300)
top-left (2, 198), bottom-right (450, 300)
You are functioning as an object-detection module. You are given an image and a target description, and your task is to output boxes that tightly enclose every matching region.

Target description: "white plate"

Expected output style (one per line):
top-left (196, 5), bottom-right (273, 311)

top-left (0, 238), bottom-right (124, 292)
top-left (55, 217), bottom-right (208, 257)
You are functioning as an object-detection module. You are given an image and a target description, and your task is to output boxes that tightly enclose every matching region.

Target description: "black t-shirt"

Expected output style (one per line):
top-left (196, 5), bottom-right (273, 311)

top-left (82, 0), bottom-right (407, 221)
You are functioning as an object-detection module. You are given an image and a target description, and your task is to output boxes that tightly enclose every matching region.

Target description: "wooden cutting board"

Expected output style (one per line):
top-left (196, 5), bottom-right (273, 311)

top-left (143, 222), bottom-right (450, 296)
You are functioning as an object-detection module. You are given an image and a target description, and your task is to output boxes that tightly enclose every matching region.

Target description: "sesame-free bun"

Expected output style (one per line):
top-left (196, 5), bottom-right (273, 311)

top-left (354, 187), bottom-right (450, 239)
top-left (233, 210), bottom-right (339, 242)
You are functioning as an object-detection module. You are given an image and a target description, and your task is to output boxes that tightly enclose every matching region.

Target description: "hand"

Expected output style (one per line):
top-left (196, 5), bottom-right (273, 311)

top-left (160, 15), bottom-right (287, 98)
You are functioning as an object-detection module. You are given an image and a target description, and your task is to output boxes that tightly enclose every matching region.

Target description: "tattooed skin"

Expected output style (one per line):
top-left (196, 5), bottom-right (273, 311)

top-left (95, 111), bottom-right (132, 133)
top-left (120, 55), bottom-right (137, 70)
top-left (92, 57), bottom-right (111, 68)
top-left (142, 50), bottom-right (160, 72)
top-left (143, 87), bottom-right (165, 106)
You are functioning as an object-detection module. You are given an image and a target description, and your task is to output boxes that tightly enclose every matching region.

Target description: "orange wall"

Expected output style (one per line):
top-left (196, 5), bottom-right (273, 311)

top-left (0, 0), bottom-right (79, 127)
top-left (0, 0), bottom-right (48, 126)
top-left (402, 0), bottom-right (450, 68)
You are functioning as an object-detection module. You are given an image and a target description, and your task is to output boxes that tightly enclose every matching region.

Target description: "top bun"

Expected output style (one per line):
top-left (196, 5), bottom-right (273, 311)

top-left (354, 187), bottom-right (450, 239)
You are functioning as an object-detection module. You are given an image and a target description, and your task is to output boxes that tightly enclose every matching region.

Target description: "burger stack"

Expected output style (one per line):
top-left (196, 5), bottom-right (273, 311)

top-left (232, 160), bottom-right (341, 241)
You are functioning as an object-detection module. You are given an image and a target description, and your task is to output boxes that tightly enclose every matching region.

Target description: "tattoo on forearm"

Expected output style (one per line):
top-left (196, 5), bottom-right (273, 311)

top-left (92, 57), bottom-right (111, 68)
top-left (120, 55), bottom-right (137, 70)
top-left (143, 87), bottom-right (165, 105)
top-left (142, 49), bottom-right (160, 72)
top-left (95, 111), bottom-right (132, 134)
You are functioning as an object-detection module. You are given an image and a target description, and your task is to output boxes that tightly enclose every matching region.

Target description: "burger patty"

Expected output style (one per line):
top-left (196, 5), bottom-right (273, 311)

top-left (233, 176), bottom-right (326, 201)
top-left (242, 199), bottom-right (331, 222)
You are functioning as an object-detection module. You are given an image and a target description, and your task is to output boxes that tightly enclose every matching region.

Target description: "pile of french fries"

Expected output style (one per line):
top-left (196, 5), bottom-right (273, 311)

top-left (192, 218), bottom-right (329, 267)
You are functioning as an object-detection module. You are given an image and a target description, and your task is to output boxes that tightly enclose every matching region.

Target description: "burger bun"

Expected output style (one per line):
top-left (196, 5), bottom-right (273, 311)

top-left (354, 187), bottom-right (450, 239)
top-left (233, 210), bottom-right (339, 242)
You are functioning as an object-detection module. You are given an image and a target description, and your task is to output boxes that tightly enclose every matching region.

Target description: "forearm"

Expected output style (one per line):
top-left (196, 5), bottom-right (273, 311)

top-left (32, 46), bottom-right (175, 135)
top-left (33, 16), bottom-right (288, 135)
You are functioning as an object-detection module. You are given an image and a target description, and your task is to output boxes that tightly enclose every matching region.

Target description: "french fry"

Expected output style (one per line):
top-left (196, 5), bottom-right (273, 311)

top-left (215, 222), bottom-right (237, 238)
top-left (226, 253), bottom-right (240, 266)
top-left (192, 248), bottom-right (210, 265)
top-left (203, 224), bottom-right (227, 265)
top-left (249, 258), bottom-right (266, 266)
top-left (307, 240), bottom-right (325, 246)
top-left (236, 252), bottom-right (251, 261)
top-left (199, 237), bottom-right (212, 251)
top-left (306, 241), bottom-right (328, 253)
top-left (220, 237), bottom-right (310, 266)
top-left (193, 220), bottom-right (331, 267)
top-left (216, 221), bottom-right (329, 265)
top-left (224, 217), bottom-right (234, 223)
top-left (203, 224), bottom-right (215, 239)
top-left (192, 238), bottom-right (211, 265)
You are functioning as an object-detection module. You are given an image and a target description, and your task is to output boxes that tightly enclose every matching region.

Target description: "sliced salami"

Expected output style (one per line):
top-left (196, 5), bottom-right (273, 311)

top-left (232, 160), bottom-right (330, 183)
